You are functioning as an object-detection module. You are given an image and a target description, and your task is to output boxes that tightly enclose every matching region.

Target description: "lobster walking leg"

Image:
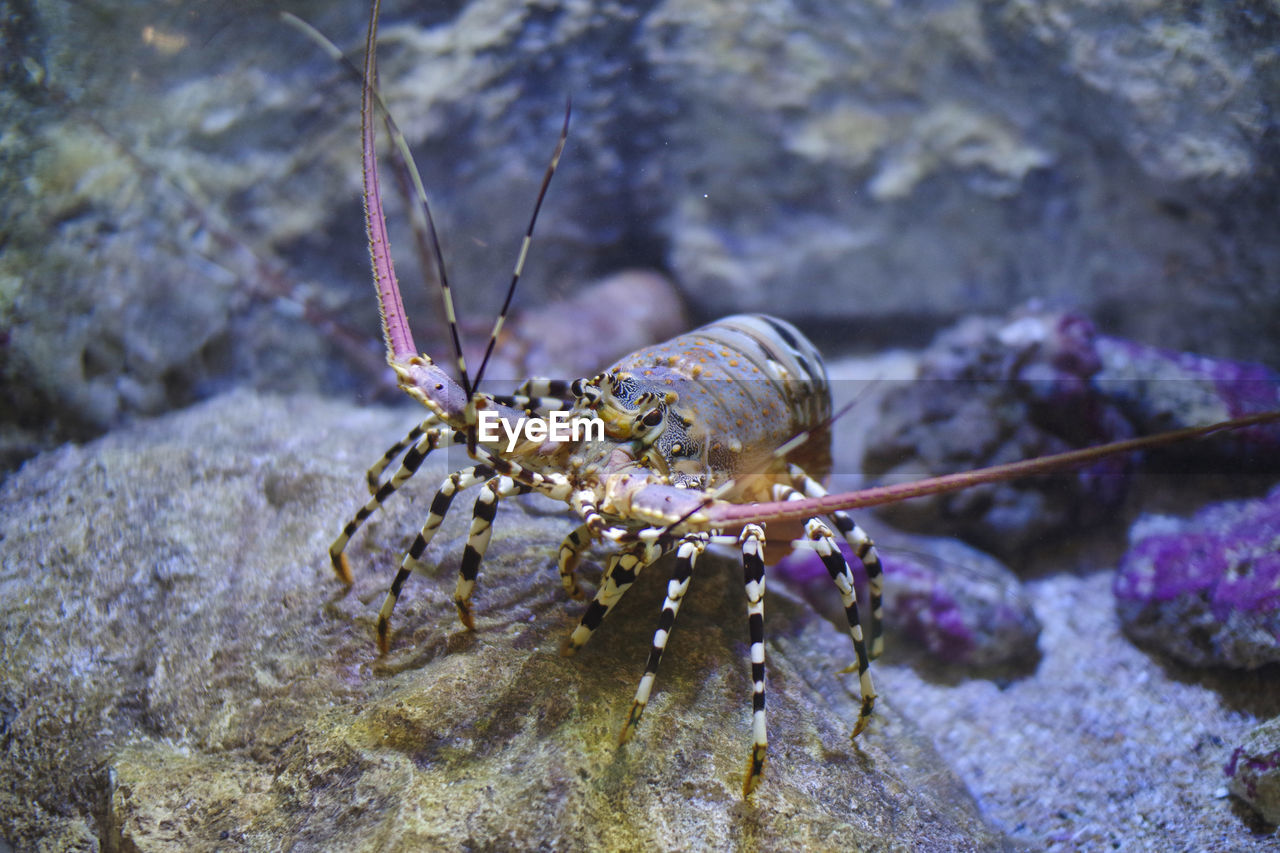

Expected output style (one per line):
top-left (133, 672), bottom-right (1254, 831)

top-left (565, 540), bottom-right (662, 653)
top-left (454, 476), bottom-right (532, 630)
top-left (618, 533), bottom-right (708, 744)
top-left (555, 524), bottom-right (592, 600)
top-left (740, 523), bottom-right (770, 798)
top-left (775, 471), bottom-right (878, 736)
top-left (801, 516), bottom-right (876, 736)
top-left (376, 464), bottom-right (495, 652)
top-left (789, 463), bottom-right (886, 661)
top-left (329, 421), bottom-right (453, 584)
top-left (365, 419), bottom-right (431, 493)
top-left (489, 378), bottom-right (577, 417)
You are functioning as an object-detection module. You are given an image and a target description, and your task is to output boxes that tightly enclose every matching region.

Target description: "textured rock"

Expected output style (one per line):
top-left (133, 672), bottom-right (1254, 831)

top-left (1226, 716), bottom-right (1280, 826)
top-left (1114, 485), bottom-right (1280, 669)
top-left (777, 530), bottom-right (1040, 670)
top-left (7, 0), bottom-right (1280, 468)
top-left (1094, 334), bottom-right (1280, 460)
top-left (860, 310), bottom-right (1136, 557)
top-left (0, 392), bottom-right (1006, 850)
top-left (861, 309), bottom-right (1280, 558)
top-left (461, 269), bottom-right (688, 384)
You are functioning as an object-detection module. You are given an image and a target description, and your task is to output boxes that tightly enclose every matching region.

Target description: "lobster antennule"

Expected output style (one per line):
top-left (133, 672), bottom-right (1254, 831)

top-left (706, 409), bottom-right (1280, 528)
top-left (361, 0), bottom-right (416, 364)
top-left (471, 100), bottom-right (572, 393)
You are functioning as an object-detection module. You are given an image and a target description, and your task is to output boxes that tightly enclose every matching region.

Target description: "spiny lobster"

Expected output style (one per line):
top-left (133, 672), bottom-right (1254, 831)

top-left (322, 0), bottom-right (1280, 797)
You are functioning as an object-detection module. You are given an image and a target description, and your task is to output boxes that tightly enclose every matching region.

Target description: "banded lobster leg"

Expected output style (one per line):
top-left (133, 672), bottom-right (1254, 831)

top-left (487, 378), bottom-right (577, 418)
top-left (329, 418), bottom-right (455, 584)
top-left (452, 475), bottom-right (534, 631)
top-left (740, 523), bottom-right (769, 797)
top-left (773, 477), bottom-right (878, 737)
top-left (374, 464), bottom-right (495, 652)
top-left (617, 533), bottom-right (709, 745)
top-left (555, 524), bottom-right (592, 601)
top-left (564, 539), bottom-right (664, 654)
top-left (787, 463), bottom-right (886, 662)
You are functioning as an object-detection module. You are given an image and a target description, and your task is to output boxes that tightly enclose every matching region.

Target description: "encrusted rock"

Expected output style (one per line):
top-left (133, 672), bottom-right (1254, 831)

top-left (1225, 716), bottom-right (1280, 825)
top-left (862, 308), bottom-right (1280, 558)
top-left (1114, 485), bottom-right (1280, 669)
top-left (861, 310), bottom-right (1135, 556)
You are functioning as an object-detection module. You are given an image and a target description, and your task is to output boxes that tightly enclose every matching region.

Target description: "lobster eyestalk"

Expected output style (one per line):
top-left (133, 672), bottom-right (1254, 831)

top-left (704, 410), bottom-right (1280, 529)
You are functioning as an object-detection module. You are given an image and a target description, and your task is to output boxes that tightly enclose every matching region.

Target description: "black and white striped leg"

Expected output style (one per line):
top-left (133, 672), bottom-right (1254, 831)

top-left (788, 464), bottom-right (885, 661)
top-left (556, 523), bottom-right (591, 600)
top-left (374, 464), bottom-right (493, 654)
top-left (802, 515), bottom-right (876, 737)
top-left (570, 489), bottom-right (609, 538)
top-left (365, 417), bottom-right (438, 494)
top-left (564, 539), bottom-right (661, 654)
top-left (740, 523), bottom-right (769, 798)
top-left (329, 423), bottom-right (451, 584)
top-left (453, 476), bottom-right (530, 630)
top-left (619, 533), bottom-right (707, 744)
top-left (489, 378), bottom-right (577, 417)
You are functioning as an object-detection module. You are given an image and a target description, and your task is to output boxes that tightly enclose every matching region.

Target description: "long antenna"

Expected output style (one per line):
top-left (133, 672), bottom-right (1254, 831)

top-left (283, 7), bottom-right (475, 395)
top-left (709, 409), bottom-right (1280, 528)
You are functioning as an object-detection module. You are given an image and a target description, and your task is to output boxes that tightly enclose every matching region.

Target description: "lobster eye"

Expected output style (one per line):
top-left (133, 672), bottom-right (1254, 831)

top-left (641, 409), bottom-right (664, 429)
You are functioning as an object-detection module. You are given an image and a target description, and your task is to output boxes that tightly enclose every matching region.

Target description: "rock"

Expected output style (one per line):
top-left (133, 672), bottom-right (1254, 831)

top-left (861, 309), bottom-right (1280, 558)
top-left (860, 310), bottom-right (1136, 557)
top-left (1094, 334), bottom-right (1280, 460)
top-left (0, 392), bottom-right (1007, 850)
top-left (459, 270), bottom-right (688, 383)
top-left (1114, 485), bottom-right (1280, 669)
top-left (1225, 716), bottom-right (1280, 826)
top-left (777, 529), bottom-right (1040, 670)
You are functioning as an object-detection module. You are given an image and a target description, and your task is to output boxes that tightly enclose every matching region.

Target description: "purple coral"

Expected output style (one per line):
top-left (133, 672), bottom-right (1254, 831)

top-left (860, 309), bottom-right (1136, 556)
top-left (1094, 335), bottom-right (1280, 457)
top-left (1114, 485), bottom-right (1280, 669)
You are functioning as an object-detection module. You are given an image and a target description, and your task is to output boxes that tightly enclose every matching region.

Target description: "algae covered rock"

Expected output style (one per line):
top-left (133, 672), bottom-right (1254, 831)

top-left (1114, 486), bottom-right (1280, 669)
top-left (0, 392), bottom-right (1006, 850)
top-left (1226, 716), bottom-right (1280, 826)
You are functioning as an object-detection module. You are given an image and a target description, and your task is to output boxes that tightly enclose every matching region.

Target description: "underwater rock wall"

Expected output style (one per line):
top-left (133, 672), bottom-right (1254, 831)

top-left (4, 0), bottom-right (1280, 466)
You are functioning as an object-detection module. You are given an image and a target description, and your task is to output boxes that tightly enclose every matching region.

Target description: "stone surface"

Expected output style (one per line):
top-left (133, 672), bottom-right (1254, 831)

top-left (1114, 485), bottom-right (1280, 670)
top-left (0, 392), bottom-right (1005, 850)
top-left (860, 310), bottom-right (1136, 557)
top-left (6, 0), bottom-right (1280, 467)
top-left (1226, 716), bottom-right (1280, 826)
top-left (860, 309), bottom-right (1280, 559)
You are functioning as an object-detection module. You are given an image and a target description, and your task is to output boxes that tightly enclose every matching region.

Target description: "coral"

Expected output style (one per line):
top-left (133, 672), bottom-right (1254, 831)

top-left (862, 308), bottom-right (1280, 558)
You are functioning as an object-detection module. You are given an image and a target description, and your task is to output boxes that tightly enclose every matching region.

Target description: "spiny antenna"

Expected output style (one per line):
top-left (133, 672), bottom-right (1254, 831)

top-left (283, 5), bottom-right (476, 396)
top-left (711, 409), bottom-right (1280, 528)
top-left (470, 100), bottom-right (572, 393)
